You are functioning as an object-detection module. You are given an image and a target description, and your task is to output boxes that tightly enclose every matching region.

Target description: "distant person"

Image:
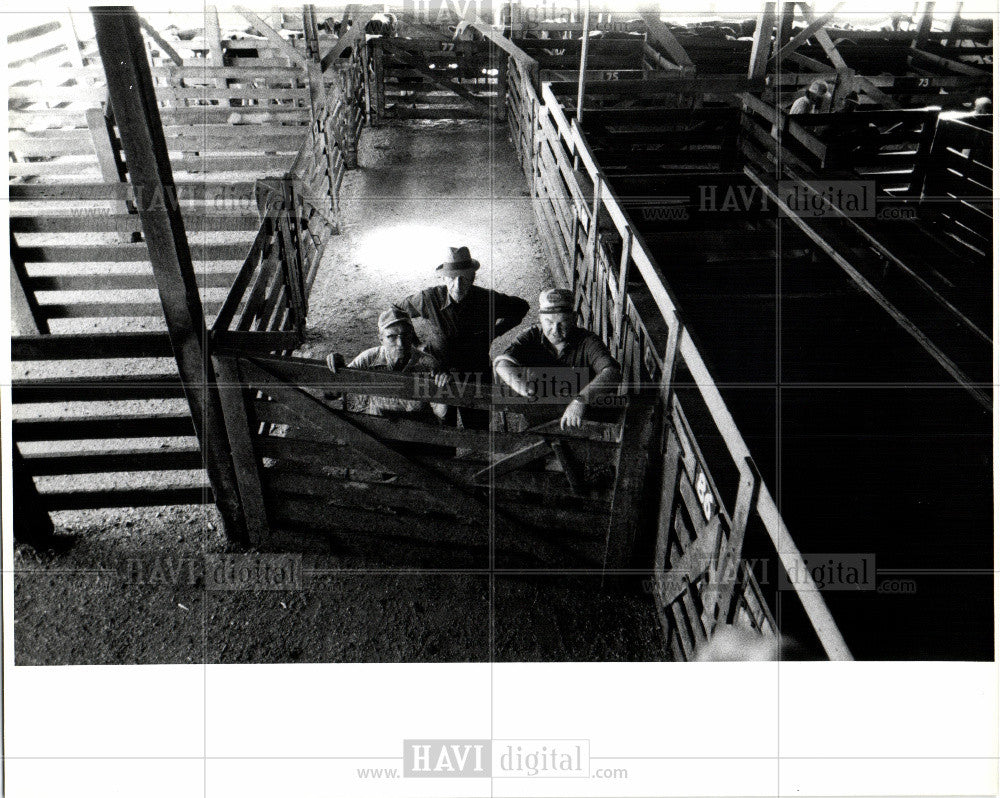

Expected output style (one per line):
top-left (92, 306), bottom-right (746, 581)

top-left (494, 288), bottom-right (621, 430)
top-left (328, 309), bottom-right (448, 421)
top-left (789, 80), bottom-right (830, 115)
top-left (392, 246), bottom-right (529, 429)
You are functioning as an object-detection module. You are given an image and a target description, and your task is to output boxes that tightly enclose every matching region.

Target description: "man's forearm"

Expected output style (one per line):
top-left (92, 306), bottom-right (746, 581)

top-left (576, 366), bottom-right (621, 405)
top-left (494, 360), bottom-right (533, 397)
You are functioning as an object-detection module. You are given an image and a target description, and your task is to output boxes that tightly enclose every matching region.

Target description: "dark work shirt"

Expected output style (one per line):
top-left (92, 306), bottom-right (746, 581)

top-left (497, 325), bottom-right (619, 379)
top-left (393, 284), bottom-right (529, 375)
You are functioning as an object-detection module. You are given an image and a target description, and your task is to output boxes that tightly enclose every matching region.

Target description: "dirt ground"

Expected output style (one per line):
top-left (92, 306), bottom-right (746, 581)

top-left (13, 119), bottom-right (663, 664)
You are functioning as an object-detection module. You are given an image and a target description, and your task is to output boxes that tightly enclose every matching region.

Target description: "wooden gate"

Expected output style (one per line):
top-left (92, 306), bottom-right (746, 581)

top-left (211, 352), bottom-right (656, 567)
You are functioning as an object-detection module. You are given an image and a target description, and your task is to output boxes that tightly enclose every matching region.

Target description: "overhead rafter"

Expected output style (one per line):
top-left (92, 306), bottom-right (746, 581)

top-left (747, 1), bottom-right (778, 81)
top-left (639, 11), bottom-right (695, 72)
top-left (797, 2), bottom-right (847, 70)
top-left (236, 6), bottom-right (308, 66)
top-left (769, 2), bottom-right (844, 66)
top-left (137, 15), bottom-right (184, 66)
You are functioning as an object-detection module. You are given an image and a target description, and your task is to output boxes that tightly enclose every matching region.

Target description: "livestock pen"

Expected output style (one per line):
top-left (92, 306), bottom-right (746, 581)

top-left (8, 4), bottom-right (995, 662)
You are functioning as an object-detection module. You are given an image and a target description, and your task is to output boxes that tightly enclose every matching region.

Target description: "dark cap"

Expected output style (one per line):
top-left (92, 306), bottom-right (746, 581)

top-left (377, 308), bottom-right (413, 333)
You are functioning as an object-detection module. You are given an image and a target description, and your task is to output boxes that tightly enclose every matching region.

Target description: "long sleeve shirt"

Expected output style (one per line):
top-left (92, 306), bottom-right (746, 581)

top-left (392, 284), bottom-right (529, 376)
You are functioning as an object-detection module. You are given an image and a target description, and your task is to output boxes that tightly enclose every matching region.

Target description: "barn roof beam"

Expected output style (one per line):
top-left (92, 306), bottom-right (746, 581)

top-left (769, 2), bottom-right (844, 66)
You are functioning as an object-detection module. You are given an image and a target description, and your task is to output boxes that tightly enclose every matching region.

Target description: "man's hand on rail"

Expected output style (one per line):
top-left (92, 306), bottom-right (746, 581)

top-left (326, 352), bottom-right (345, 373)
top-left (560, 398), bottom-right (586, 430)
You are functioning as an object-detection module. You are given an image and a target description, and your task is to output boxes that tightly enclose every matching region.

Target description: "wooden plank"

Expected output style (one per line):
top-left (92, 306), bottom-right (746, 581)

top-left (321, 13), bottom-right (371, 71)
top-left (13, 412), bottom-right (194, 442)
top-left (640, 12), bottom-right (695, 70)
top-left (16, 243), bottom-right (248, 263)
top-left (205, 5), bottom-right (227, 90)
top-left (13, 373), bottom-right (185, 403)
top-left (265, 472), bottom-right (604, 535)
top-left (12, 332), bottom-right (172, 360)
top-left (40, 486), bottom-right (212, 511)
top-left (9, 180), bottom-right (255, 201)
top-left (12, 447), bottom-right (55, 545)
top-left (473, 439), bottom-right (551, 482)
top-left (770, 3), bottom-right (844, 65)
top-left (137, 16), bottom-right (184, 67)
top-left (910, 46), bottom-right (990, 76)
top-left (270, 494), bottom-right (487, 551)
top-left (21, 446), bottom-right (203, 476)
top-left (235, 6), bottom-right (308, 66)
top-left (467, 21), bottom-right (538, 71)
top-left (748, 1), bottom-right (777, 80)
top-left (795, 4), bottom-right (848, 69)
top-left (93, 7), bottom-right (248, 543)
top-left (549, 439), bottom-right (586, 496)
top-left (258, 437), bottom-right (602, 500)
top-left (603, 394), bottom-right (656, 569)
top-left (10, 234), bottom-right (49, 335)
top-left (41, 300), bottom-right (223, 319)
top-left (28, 271), bottom-right (236, 292)
top-left (214, 356), bottom-right (270, 545)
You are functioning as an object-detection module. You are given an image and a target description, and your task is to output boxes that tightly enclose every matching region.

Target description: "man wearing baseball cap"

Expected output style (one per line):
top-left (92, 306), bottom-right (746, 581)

top-left (391, 246), bottom-right (529, 429)
top-left (789, 79), bottom-right (830, 115)
top-left (494, 288), bottom-right (621, 430)
top-left (327, 308), bottom-right (448, 421)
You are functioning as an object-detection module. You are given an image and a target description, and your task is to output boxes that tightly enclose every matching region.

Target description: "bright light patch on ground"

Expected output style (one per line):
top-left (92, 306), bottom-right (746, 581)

top-left (353, 224), bottom-right (458, 278)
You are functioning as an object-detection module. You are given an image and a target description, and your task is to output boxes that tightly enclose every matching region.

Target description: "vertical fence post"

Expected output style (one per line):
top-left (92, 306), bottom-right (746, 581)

top-left (370, 38), bottom-right (386, 125)
top-left (279, 179), bottom-right (308, 329)
top-left (10, 232), bottom-right (49, 335)
top-left (659, 312), bottom-right (682, 408)
top-left (713, 457), bottom-right (761, 627)
top-left (614, 227), bottom-right (633, 360)
top-left (11, 447), bottom-right (55, 545)
top-left (92, 6), bottom-right (248, 544)
top-left (213, 356), bottom-right (271, 546)
top-left (907, 110), bottom-right (939, 198)
top-left (495, 45), bottom-right (508, 123)
top-left (206, 6), bottom-right (228, 90)
top-left (86, 105), bottom-right (139, 244)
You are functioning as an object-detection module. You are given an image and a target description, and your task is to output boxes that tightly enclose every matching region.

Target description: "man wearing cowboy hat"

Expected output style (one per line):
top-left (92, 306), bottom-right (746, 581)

top-left (494, 288), bottom-right (621, 430)
top-left (391, 245), bottom-right (529, 429)
top-left (327, 308), bottom-right (448, 421)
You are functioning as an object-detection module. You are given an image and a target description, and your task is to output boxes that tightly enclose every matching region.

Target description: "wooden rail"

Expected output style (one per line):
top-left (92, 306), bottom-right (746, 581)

top-left (504, 47), bottom-right (852, 660)
top-left (9, 10), bottom-right (366, 526)
top-left (203, 352), bottom-right (649, 563)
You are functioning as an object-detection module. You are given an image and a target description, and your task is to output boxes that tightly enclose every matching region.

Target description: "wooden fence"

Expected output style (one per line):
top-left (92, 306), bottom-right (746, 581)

top-left (203, 353), bottom-right (655, 567)
top-left (739, 94), bottom-right (992, 401)
top-left (504, 53), bottom-right (851, 660)
top-left (921, 115), bottom-right (993, 260)
top-left (10, 11), bottom-right (362, 523)
top-left (367, 34), bottom-right (504, 122)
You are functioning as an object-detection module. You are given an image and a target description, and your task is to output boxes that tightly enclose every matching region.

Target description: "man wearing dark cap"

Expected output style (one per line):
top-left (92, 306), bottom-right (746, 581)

top-left (328, 308), bottom-right (448, 420)
top-left (391, 246), bottom-right (529, 429)
top-left (494, 288), bottom-right (621, 430)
